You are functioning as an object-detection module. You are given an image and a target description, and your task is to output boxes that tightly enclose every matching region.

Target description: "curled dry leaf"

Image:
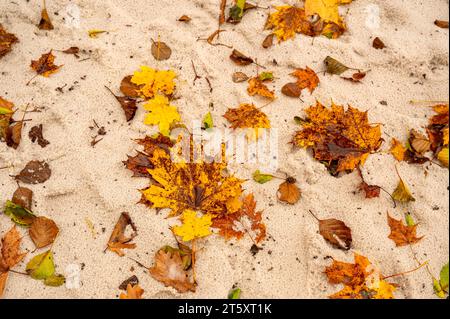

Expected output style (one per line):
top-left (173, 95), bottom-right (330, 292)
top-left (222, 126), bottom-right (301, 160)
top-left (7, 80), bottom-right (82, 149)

top-left (277, 177), bottom-right (300, 204)
top-left (318, 217), bottom-right (352, 250)
top-left (232, 72), bottom-right (249, 83)
top-left (325, 253), bottom-right (396, 299)
top-left (29, 216), bottom-right (60, 249)
top-left (105, 86), bottom-right (137, 122)
top-left (434, 20), bottom-right (449, 29)
top-left (120, 284), bottom-right (144, 299)
top-left (151, 39), bottom-right (172, 61)
top-left (230, 49), bottom-right (254, 66)
top-left (29, 124), bottom-right (50, 147)
top-left (392, 173), bottom-right (415, 203)
top-left (149, 247), bottom-right (196, 293)
top-left (387, 213), bottom-right (423, 247)
top-left (6, 121), bottom-right (23, 149)
top-left (324, 56), bottom-right (349, 75)
top-left (0, 97), bottom-right (14, 142)
top-left (30, 51), bottom-right (62, 78)
top-left (247, 77), bottom-right (275, 100)
top-left (107, 212), bottom-right (137, 257)
top-left (120, 75), bottom-right (141, 98)
top-left (262, 33), bottom-right (274, 48)
top-left (119, 275), bottom-right (139, 290)
top-left (178, 15), bottom-right (191, 22)
top-left (15, 160), bottom-right (51, 184)
top-left (4, 200), bottom-right (35, 226)
top-left (62, 46), bottom-right (80, 58)
top-left (372, 37), bottom-right (385, 49)
top-left (12, 186), bottom-right (33, 211)
top-left (0, 226), bottom-right (27, 298)
top-left (342, 71), bottom-right (366, 83)
top-left (0, 24), bottom-right (18, 59)
top-left (409, 129), bottom-right (431, 155)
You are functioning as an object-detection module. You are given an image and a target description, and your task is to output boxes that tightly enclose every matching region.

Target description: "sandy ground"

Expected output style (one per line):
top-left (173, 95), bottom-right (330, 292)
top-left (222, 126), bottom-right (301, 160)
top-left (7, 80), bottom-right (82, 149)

top-left (0, 0), bottom-right (449, 299)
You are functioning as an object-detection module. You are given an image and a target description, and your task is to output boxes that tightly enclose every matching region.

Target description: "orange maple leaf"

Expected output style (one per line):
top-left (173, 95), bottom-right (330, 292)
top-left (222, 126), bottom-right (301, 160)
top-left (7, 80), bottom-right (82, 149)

top-left (120, 284), bottom-right (144, 299)
top-left (247, 77), bottom-right (275, 100)
top-left (387, 213), bottom-right (423, 247)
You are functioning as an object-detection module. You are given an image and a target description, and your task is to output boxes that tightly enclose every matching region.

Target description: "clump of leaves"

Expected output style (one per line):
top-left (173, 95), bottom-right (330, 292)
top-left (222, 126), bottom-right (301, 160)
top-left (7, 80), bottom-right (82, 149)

top-left (389, 130), bottom-right (431, 164)
top-left (325, 253), bottom-right (396, 299)
top-left (265, 1), bottom-right (352, 43)
top-left (387, 213), bottom-right (423, 247)
top-left (282, 67), bottom-right (319, 98)
top-left (107, 212), bottom-right (137, 257)
top-left (426, 104), bottom-right (449, 167)
top-left (292, 101), bottom-right (382, 174)
top-left (0, 226), bottom-right (27, 298)
top-left (0, 24), bottom-right (18, 59)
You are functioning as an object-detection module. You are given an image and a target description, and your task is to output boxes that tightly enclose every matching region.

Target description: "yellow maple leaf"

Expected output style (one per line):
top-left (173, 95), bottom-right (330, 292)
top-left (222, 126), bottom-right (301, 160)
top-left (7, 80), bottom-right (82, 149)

top-left (142, 146), bottom-right (244, 217)
top-left (305, 0), bottom-right (352, 27)
top-left (390, 138), bottom-right (406, 161)
top-left (292, 101), bottom-right (382, 173)
top-left (143, 95), bottom-right (180, 136)
top-left (173, 210), bottom-right (212, 242)
top-left (131, 66), bottom-right (176, 99)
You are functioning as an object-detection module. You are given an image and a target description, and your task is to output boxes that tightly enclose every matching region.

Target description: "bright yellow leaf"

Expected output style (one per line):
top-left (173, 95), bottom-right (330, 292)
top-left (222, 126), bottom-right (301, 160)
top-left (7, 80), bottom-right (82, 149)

top-left (173, 210), bottom-right (212, 242)
top-left (131, 66), bottom-right (176, 99)
top-left (438, 147), bottom-right (449, 167)
top-left (143, 95), bottom-right (180, 136)
top-left (305, 0), bottom-right (352, 27)
top-left (390, 138), bottom-right (406, 161)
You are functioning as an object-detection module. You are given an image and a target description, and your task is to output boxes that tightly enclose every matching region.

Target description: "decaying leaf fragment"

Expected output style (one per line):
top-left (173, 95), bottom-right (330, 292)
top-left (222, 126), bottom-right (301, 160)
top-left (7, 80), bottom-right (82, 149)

top-left (29, 124), bottom-right (50, 147)
top-left (230, 49), bottom-right (254, 66)
top-left (372, 37), bottom-right (385, 49)
top-left (12, 186), bottom-right (33, 211)
top-left (232, 72), bottom-right (249, 83)
top-left (88, 29), bottom-right (106, 38)
top-left (434, 20), bottom-right (449, 29)
top-left (277, 177), bottom-right (300, 204)
top-left (105, 86), bottom-right (137, 122)
top-left (149, 246), bottom-right (196, 293)
top-left (178, 15), bottom-right (192, 22)
top-left (292, 101), bottom-right (382, 174)
top-left (0, 24), bottom-right (18, 59)
top-left (29, 216), bottom-right (59, 249)
top-left (387, 213), bottom-right (423, 247)
top-left (357, 168), bottom-right (380, 199)
top-left (120, 284), bottom-right (144, 299)
top-left (4, 200), bottom-right (36, 227)
top-left (0, 226), bottom-right (27, 298)
top-left (282, 67), bottom-right (319, 97)
top-left (15, 160), bottom-right (52, 184)
top-left (325, 253), bottom-right (396, 299)
top-left (30, 51), bottom-right (62, 79)
top-left (107, 212), bottom-right (137, 257)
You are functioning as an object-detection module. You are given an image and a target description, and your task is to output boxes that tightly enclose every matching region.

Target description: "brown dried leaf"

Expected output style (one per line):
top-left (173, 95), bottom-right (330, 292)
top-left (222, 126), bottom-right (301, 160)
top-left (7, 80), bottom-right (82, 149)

top-left (409, 129), bottom-right (431, 155)
top-left (281, 82), bottom-right (302, 97)
top-left (149, 248), bottom-right (196, 293)
top-left (434, 20), bottom-right (449, 29)
top-left (15, 160), bottom-right (51, 184)
top-left (151, 40), bottom-right (172, 61)
top-left (230, 49), bottom-right (254, 66)
top-left (262, 33), bottom-right (274, 49)
top-left (29, 216), bottom-right (59, 249)
top-left (357, 168), bottom-right (380, 198)
top-left (343, 71), bottom-right (366, 83)
top-left (106, 87), bottom-right (137, 122)
top-left (0, 24), bottom-right (18, 59)
top-left (12, 187), bottom-right (33, 211)
top-left (120, 75), bottom-right (141, 98)
top-left (6, 121), bottom-right (22, 149)
top-left (29, 124), bottom-right (50, 147)
top-left (119, 275), bottom-right (139, 290)
top-left (319, 218), bottom-right (352, 250)
top-left (372, 37), bottom-right (385, 49)
top-left (232, 72), bottom-right (249, 83)
top-left (107, 212), bottom-right (137, 257)
top-left (387, 213), bottom-right (423, 247)
top-left (62, 46), bottom-right (80, 58)
top-left (178, 15), bottom-right (191, 22)
top-left (123, 152), bottom-right (153, 177)
top-left (277, 177), bottom-right (300, 204)
top-left (324, 56), bottom-right (349, 75)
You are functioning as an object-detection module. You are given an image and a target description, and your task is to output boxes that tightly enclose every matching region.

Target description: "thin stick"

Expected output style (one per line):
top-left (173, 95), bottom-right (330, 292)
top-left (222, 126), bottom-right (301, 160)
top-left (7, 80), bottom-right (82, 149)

top-left (410, 100), bottom-right (448, 105)
top-left (383, 261), bottom-right (428, 280)
top-left (191, 60), bottom-right (202, 85)
top-left (192, 238), bottom-right (197, 284)
top-left (219, 0), bottom-right (227, 25)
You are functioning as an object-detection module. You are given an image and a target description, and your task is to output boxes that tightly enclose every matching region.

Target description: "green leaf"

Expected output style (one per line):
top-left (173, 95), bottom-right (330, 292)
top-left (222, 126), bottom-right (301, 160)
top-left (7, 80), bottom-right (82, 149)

top-left (259, 72), bottom-right (274, 82)
top-left (202, 112), bottom-right (214, 129)
top-left (434, 278), bottom-right (446, 298)
top-left (0, 106), bottom-right (13, 115)
top-left (229, 0), bottom-right (246, 22)
top-left (252, 170), bottom-right (273, 184)
top-left (26, 251), bottom-right (55, 280)
top-left (44, 274), bottom-right (66, 287)
top-left (4, 200), bottom-right (36, 227)
top-left (440, 263), bottom-right (449, 292)
top-left (405, 213), bottom-right (415, 227)
top-left (228, 288), bottom-right (241, 299)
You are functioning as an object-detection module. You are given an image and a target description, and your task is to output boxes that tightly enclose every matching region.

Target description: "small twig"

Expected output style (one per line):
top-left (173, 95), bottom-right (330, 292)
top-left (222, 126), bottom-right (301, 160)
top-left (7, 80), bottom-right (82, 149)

top-left (219, 0), bottom-right (227, 25)
top-left (307, 210), bottom-right (321, 222)
top-left (191, 60), bottom-right (202, 85)
top-left (9, 269), bottom-right (29, 276)
top-left (383, 261), bottom-right (428, 280)
top-left (205, 76), bottom-right (213, 93)
top-left (128, 257), bottom-right (150, 269)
